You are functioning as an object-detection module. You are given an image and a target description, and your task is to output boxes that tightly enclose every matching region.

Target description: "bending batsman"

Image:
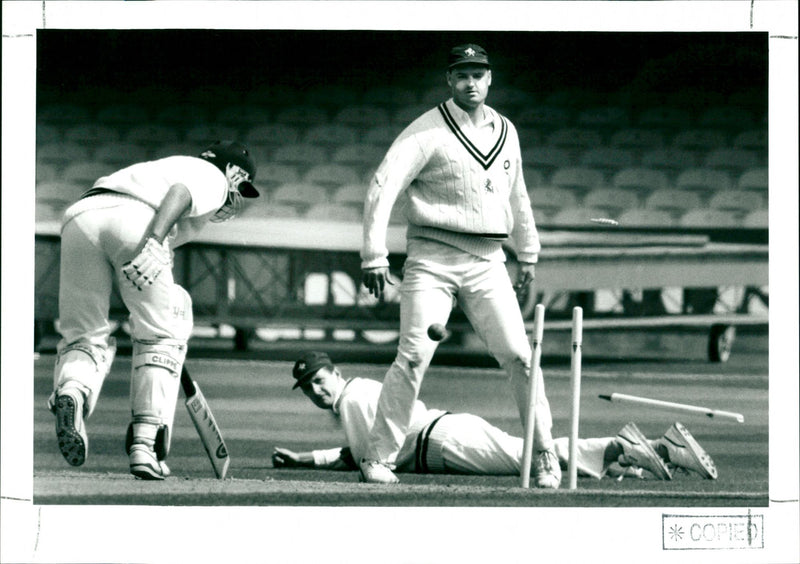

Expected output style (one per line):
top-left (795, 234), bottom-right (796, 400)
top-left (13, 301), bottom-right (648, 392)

top-left (49, 141), bottom-right (258, 480)
top-left (272, 353), bottom-right (719, 481)
top-left (360, 43), bottom-right (559, 486)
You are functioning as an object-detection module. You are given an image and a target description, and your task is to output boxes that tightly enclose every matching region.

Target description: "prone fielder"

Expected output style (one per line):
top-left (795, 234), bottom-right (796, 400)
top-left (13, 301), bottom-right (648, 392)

top-left (272, 352), bottom-right (718, 481)
top-left (49, 141), bottom-right (259, 480)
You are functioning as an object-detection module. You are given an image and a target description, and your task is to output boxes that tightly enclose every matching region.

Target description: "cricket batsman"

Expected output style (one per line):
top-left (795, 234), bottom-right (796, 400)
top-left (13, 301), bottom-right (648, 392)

top-left (272, 352), bottom-right (719, 481)
top-left (49, 140), bottom-right (258, 480)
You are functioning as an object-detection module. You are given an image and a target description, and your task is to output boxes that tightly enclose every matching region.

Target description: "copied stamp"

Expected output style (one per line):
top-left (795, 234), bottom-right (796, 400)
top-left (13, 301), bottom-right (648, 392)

top-left (663, 512), bottom-right (764, 550)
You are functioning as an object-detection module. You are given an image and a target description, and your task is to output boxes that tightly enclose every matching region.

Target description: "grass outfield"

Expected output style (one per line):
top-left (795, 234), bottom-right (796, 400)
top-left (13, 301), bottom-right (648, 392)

top-left (33, 344), bottom-right (768, 507)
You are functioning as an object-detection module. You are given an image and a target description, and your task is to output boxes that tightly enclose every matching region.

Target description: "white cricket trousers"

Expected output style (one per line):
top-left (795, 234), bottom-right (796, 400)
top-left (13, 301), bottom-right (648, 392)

top-left (366, 237), bottom-right (555, 464)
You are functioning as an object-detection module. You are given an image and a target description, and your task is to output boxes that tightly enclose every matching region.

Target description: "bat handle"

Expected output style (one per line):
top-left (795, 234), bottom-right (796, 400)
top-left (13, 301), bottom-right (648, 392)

top-left (180, 367), bottom-right (196, 397)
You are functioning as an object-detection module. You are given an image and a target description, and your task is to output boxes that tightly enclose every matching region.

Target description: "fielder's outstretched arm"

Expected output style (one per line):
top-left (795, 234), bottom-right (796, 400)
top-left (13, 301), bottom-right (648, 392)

top-left (272, 446), bottom-right (357, 471)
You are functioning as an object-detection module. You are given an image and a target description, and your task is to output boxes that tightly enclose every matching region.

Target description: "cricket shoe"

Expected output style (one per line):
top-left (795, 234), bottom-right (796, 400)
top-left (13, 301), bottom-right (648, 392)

top-left (358, 459), bottom-right (399, 484)
top-left (658, 422), bottom-right (718, 479)
top-left (129, 444), bottom-right (171, 480)
top-left (616, 422), bottom-right (672, 480)
top-left (533, 449), bottom-right (562, 489)
top-left (52, 388), bottom-right (88, 467)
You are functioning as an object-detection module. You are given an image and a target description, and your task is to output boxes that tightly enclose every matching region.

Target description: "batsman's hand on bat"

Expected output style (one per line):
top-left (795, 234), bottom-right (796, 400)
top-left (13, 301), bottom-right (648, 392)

top-left (362, 266), bottom-right (396, 299)
top-left (121, 237), bottom-right (172, 291)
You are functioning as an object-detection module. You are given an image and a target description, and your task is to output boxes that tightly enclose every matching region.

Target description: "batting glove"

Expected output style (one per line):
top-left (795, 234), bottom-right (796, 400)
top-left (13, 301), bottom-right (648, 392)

top-left (121, 238), bottom-right (171, 291)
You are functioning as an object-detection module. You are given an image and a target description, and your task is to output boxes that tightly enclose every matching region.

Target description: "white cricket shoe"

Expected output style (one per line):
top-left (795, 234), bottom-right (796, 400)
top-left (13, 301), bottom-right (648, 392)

top-left (129, 444), bottom-right (171, 480)
top-left (359, 459), bottom-right (399, 484)
top-left (533, 449), bottom-right (562, 489)
top-left (616, 422), bottom-right (672, 480)
top-left (658, 422), bottom-right (718, 479)
top-left (52, 388), bottom-right (88, 467)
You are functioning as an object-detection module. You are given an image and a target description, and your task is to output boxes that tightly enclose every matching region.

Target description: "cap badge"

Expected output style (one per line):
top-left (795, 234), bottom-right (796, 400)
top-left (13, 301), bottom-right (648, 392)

top-left (298, 362), bottom-right (306, 370)
top-left (465, 47), bottom-right (476, 57)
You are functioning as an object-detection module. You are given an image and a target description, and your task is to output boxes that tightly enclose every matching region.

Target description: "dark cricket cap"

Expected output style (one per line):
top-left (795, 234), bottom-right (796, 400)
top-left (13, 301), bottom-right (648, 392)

top-left (292, 351), bottom-right (335, 389)
top-left (447, 43), bottom-right (491, 69)
top-left (199, 140), bottom-right (259, 198)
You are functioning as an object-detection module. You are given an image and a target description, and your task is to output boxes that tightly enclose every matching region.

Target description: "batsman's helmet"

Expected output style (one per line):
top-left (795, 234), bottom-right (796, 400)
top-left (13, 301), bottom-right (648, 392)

top-left (199, 140), bottom-right (259, 198)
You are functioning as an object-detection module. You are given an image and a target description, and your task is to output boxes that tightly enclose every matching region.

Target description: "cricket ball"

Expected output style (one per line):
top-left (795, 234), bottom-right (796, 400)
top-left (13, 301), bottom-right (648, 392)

top-left (427, 323), bottom-right (448, 342)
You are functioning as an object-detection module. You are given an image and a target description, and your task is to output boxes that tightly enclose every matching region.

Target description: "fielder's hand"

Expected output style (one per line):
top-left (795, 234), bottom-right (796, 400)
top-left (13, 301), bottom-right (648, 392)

top-left (272, 447), bottom-right (303, 468)
top-left (362, 266), bottom-right (395, 299)
top-left (121, 237), bottom-right (171, 291)
top-left (514, 262), bottom-right (536, 291)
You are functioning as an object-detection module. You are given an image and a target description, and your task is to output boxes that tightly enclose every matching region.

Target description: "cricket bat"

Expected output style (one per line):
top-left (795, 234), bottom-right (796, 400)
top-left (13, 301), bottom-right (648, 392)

top-left (181, 367), bottom-right (231, 478)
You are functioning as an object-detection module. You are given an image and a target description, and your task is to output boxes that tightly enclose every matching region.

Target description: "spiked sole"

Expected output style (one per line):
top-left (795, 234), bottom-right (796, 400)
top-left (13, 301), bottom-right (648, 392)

top-left (617, 422), bottom-right (672, 480)
top-left (55, 395), bottom-right (87, 467)
top-left (663, 422), bottom-right (718, 479)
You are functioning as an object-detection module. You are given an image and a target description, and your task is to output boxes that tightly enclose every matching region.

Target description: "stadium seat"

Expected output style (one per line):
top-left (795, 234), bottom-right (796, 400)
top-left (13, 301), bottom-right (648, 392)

top-left (305, 203), bottom-right (362, 223)
top-left (304, 124), bottom-right (359, 147)
top-left (549, 166), bottom-right (605, 194)
top-left (578, 147), bottom-right (636, 175)
top-left (36, 123), bottom-right (61, 144)
top-left (521, 146), bottom-right (573, 178)
top-left (96, 103), bottom-right (149, 126)
top-left (393, 104), bottom-right (432, 125)
top-left (36, 163), bottom-right (58, 183)
top-left (644, 188), bottom-right (703, 213)
top-left (708, 190), bottom-right (765, 212)
top-left (636, 106), bottom-right (692, 130)
top-left (37, 142), bottom-right (91, 166)
top-left (332, 183), bottom-right (369, 206)
top-left (274, 105), bottom-right (329, 126)
top-left (362, 125), bottom-right (402, 148)
top-left (609, 128), bottom-right (665, 152)
top-left (583, 187), bottom-right (641, 214)
top-left (303, 163), bottom-right (361, 188)
top-left (362, 86), bottom-right (419, 109)
top-left (242, 84), bottom-right (299, 107)
top-left (546, 127), bottom-right (603, 152)
top-left (125, 124), bottom-right (180, 145)
top-left (304, 85), bottom-right (360, 108)
top-left (184, 124), bottom-right (241, 144)
top-left (522, 167), bottom-right (544, 188)
top-left (245, 123), bottom-right (301, 147)
top-left (743, 209), bottom-right (768, 228)
top-left (241, 201), bottom-right (301, 220)
top-left (271, 182), bottom-right (329, 212)
top-left (215, 104), bottom-right (271, 127)
top-left (63, 123), bottom-right (120, 146)
top-left (575, 106), bottom-right (631, 130)
top-left (150, 142), bottom-right (200, 160)
top-left (703, 148), bottom-right (761, 176)
top-left (252, 163), bottom-right (300, 190)
top-left (611, 167), bottom-right (670, 195)
top-left (736, 167), bottom-right (768, 192)
top-left (550, 206), bottom-right (615, 227)
top-left (698, 105), bottom-right (755, 129)
top-left (36, 181), bottom-right (86, 211)
top-left (640, 147), bottom-right (699, 176)
top-left (616, 208), bottom-right (675, 228)
top-left (671, 128), bottom-right (728, 152)
top-left (272, 143), bottom-right (328, 167)
top-left (331, 143), bottom-right (387, 171)
top-left (679, 209), bottom-right (740, 228)
top-left (38, 103), bottom-right (91, 124)
top-left (527, 186), bottom-right (579, 216)
top-left (732, 128), bottom-right (767, 152)
top-left (674, 168), bottom-right (733, 196)
top-left (94, 142), bottom-right (149, 167)
top-left (154, 104), bottom-right (210, 127)
top-left (515, 105), bottom-right (573, 129)
top-left (61, 161), bottom-right (118, 185)
top-left (334, 105), bottom-right (391, 128)
top-left (544, 88), bottom-right (603, 109)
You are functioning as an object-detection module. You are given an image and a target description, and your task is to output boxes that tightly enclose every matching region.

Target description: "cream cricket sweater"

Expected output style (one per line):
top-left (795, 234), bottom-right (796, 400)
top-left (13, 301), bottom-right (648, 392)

top-left (361, 98), bottom-right (540, 268)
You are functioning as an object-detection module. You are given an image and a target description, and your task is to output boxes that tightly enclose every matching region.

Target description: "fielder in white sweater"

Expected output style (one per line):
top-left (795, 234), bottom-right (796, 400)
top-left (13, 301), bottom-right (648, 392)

top-left (359, 44), bottom-right (558, 487)
top-left (272, 352), bottom-right (719, 481)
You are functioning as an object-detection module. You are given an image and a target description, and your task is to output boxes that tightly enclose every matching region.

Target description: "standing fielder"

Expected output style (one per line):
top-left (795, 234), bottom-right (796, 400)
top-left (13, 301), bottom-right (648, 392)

top-left (272, 353), bottom-right (719, 481)
top-left (359, 44), bottom-right (560, 486)
top-left (48, 141), bottom-right (258, 480)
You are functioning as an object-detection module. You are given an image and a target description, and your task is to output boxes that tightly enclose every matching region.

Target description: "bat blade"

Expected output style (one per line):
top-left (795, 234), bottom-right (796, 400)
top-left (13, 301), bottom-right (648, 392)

top-left (182, 368), bottom-right (231, 478)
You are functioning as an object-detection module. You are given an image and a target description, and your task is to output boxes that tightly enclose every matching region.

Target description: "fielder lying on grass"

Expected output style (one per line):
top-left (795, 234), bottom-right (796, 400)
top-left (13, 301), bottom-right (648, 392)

top-left (271, 352), bottom-right (718, 480)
